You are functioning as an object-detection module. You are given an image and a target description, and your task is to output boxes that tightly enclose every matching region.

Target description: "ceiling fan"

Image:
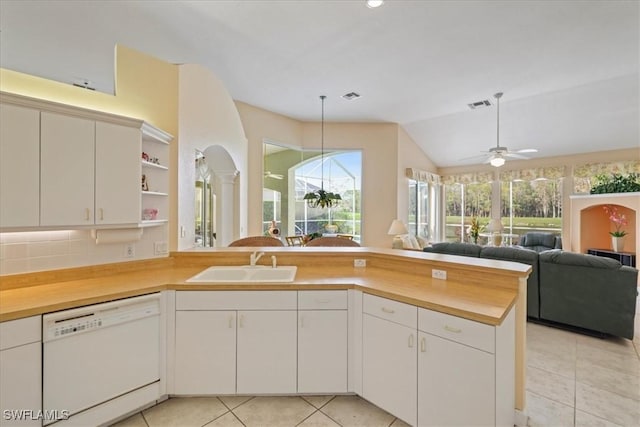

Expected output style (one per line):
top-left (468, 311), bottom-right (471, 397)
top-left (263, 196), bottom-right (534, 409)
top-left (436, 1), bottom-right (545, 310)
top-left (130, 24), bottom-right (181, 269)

top-left (464, 92), bottom-right (538, 167)
top-left (264, 171), bottom-right (284, 180)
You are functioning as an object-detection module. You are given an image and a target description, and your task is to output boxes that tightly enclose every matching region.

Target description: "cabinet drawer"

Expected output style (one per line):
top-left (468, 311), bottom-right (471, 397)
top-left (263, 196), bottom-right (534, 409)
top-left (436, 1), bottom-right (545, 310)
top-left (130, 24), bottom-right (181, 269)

top-left (176, 291), bottom-right (297, 310)
top-left (298, 291), bottom-right (348, 310)
top-left (418, 308), bottom-right (495, 353)
top-left (363, 294), bottom-right (416, 328)
top-left (0, 316), bottom-right (41, 350)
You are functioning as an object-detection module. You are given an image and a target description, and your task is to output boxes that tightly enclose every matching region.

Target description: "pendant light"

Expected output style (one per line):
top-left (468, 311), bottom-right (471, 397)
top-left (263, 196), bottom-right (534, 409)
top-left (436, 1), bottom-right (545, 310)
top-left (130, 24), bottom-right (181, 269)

top-left (303, 95), bottom-right (342, 208)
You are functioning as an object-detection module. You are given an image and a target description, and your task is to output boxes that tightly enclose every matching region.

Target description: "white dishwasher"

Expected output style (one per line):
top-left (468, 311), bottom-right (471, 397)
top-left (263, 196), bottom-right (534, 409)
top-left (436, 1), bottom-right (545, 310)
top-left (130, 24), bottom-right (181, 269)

top-left (43, 293), bottom-right (160, 425)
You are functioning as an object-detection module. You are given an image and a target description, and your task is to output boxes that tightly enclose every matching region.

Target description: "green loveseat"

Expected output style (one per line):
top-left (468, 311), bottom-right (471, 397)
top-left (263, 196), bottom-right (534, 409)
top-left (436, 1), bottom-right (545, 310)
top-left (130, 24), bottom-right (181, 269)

top-left (423, 243), bottom-right (638, 339)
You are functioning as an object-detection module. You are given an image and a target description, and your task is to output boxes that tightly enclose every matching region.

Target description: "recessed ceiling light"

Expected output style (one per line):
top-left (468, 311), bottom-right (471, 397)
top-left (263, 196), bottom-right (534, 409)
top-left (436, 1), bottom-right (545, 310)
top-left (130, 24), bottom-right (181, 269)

top-left (342, 92), bottom-right (361, 100)
top-left (366, 0), bottom-right (384, 8)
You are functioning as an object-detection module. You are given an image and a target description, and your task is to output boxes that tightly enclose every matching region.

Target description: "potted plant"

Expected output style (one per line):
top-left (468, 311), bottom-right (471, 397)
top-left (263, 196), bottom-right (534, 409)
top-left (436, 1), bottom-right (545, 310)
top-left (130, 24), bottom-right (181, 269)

top-left (590, 173), bottom-right (640, 194)
top-left (603, 205), bottom-right (628, 252)
top-left (303, 189), bottom-right (342, 208)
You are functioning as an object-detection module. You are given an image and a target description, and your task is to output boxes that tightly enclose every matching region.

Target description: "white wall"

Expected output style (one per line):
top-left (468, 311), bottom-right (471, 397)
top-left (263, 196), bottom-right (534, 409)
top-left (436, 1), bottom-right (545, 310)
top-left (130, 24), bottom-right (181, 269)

top-left (0, 227), bottom-right (167, 275)
top-left (177, 64), bottom-right (248, 249)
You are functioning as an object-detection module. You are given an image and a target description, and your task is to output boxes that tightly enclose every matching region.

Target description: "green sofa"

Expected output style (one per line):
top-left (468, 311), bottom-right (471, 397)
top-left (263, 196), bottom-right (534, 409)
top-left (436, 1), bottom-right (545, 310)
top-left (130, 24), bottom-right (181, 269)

top-left (423, 243), bottom-right (638, 339)
top-left (539, 250), bottom-right (637, 339)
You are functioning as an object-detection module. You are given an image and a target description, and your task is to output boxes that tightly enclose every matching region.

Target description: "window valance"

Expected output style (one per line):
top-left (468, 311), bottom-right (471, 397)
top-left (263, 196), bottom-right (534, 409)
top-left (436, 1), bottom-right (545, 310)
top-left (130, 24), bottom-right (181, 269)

top-left (499, 166), bottom-right (565, 182)
top-left (442, 171), bottom-right (493, 185)
top-left (405, 168), bottom-right (440, 184)
top-left (573, 160), bottom-right (640, 178)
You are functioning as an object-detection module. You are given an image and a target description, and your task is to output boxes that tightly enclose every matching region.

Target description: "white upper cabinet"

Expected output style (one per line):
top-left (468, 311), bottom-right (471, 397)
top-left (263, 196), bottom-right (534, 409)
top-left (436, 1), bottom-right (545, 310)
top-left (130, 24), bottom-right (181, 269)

top-left (40, 112), bottom-right (96, 226)
top-left (0, 104), bottom-right (40, 228)
top-left (1, 91), bottom-right (172, 230)
top-left (95, 121), bottom-right (140, 225)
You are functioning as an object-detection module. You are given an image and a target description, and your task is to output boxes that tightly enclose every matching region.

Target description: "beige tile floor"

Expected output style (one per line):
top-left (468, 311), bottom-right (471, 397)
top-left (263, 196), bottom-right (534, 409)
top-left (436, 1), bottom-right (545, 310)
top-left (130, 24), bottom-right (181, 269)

top-left (112, 312), bottom-right (640, 427)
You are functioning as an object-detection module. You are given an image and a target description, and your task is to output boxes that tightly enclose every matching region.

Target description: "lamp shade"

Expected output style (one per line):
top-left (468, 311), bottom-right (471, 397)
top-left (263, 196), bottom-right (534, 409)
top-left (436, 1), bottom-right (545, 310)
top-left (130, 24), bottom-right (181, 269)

top-left (388, 219), bottom-right (408, 235)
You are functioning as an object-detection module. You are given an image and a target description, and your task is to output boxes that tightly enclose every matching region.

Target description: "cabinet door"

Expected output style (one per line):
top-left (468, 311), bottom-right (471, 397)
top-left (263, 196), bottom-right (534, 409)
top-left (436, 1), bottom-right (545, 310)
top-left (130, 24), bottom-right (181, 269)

top-left (418, 332), bottom-right (494, 426)
top-left (362, 314), bottom-right (417, 426)
top-left (0, 104), bottom-right (40, 228)
top-left (95, 122), bottom-right (140, 224)
top-left (41, 112), bottom-right (95, 226)
top-left (237, 310), bottom-right (297, 394)
top-left (298, 310), bottom-right (347, 393)
top-left (174, 311), bottom-right (236, 394)
top-left (0, 342), bottom-right (42, 426)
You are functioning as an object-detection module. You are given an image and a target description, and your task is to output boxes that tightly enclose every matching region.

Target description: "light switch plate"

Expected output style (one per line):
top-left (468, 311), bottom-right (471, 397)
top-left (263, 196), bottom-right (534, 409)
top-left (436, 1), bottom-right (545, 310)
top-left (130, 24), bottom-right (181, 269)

top-left (432, 269), bottom-right (447, 280)
top-left (354, 259), bottom-right (367, 268)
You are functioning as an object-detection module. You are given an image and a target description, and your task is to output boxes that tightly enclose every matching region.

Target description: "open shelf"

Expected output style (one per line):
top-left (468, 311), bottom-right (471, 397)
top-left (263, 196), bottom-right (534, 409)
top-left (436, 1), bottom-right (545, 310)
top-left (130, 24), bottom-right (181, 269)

top-left (142, 191), bottom-right (168, 197)
top-left (142, 160), bottom-right (168, 170)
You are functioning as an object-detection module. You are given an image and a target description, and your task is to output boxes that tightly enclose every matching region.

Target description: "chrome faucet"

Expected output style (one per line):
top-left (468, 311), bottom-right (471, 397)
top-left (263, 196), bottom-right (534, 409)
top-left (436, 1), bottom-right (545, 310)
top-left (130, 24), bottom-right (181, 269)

top-left (250, 251), bottom-right (265, 266)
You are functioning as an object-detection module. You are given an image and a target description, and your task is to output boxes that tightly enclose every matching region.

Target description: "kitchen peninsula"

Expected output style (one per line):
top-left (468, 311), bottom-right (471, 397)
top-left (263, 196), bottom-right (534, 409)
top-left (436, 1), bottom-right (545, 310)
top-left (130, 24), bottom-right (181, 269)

top-left (0, 247), bottom-right (530, 427)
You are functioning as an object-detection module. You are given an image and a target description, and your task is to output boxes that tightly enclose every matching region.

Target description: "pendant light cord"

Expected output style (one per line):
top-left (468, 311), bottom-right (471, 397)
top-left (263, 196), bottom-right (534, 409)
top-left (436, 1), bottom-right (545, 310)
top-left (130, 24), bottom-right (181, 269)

top-left (320, 95), bottom-right (326, 190)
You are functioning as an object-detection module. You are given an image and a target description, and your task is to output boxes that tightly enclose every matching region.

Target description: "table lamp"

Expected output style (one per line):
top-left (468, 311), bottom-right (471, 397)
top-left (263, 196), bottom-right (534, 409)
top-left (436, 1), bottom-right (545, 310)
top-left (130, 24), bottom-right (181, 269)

top-left (388, 219), bottom-right (408, 249)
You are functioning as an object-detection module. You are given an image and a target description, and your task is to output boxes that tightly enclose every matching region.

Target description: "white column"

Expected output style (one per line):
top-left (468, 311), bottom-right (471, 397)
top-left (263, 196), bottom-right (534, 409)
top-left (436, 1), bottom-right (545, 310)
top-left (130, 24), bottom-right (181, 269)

top-left (215, 171), bottom-right (238, 247)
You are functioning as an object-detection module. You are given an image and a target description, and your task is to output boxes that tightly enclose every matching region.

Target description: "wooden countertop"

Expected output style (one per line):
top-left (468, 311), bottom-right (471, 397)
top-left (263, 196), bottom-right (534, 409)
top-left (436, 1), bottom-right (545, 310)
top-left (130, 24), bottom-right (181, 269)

top-left (0, 248), bottom-right (529, 325)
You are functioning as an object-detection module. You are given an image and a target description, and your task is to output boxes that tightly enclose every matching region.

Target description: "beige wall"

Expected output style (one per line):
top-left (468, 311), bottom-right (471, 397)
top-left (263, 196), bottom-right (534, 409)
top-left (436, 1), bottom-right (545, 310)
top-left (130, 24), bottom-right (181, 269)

top-left (178, 64), bottom-right (248, 249)
top-left (397, 126), bottom-right (438, 221)
top-left (234, 101), bottom-right (304, 241)
top-left (235, 100), bottom-right (420, 247)
top-left (0, 45), bottom-right (179, 273)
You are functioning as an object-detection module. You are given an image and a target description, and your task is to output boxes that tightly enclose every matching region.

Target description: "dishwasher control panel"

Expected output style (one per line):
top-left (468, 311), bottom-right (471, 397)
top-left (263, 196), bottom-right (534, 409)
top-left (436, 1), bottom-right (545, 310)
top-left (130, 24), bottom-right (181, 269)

top-left (43, 293), bottom-right (160, 342)
top-left (51, 315), bottom-right (102, 339)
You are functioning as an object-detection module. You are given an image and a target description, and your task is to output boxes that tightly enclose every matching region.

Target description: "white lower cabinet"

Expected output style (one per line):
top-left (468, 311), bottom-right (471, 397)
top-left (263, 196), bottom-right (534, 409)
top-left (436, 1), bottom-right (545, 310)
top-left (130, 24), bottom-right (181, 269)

top-left (237, 310), bottom-right (297, 394)
top-left (174, 311), bottom-right (236, 394)
top-left (362, 295), bottom-right (417, 426)
top-left (174, 291), bottom-right (298, 395)
top-left (417, 307), bottom-right (515, 427)
top-left (418, 332), bottom-right (494, 426)
top-left (0, 316), bottom-right (42, 427)
top-left (298, 290), bottom-right (348, 394)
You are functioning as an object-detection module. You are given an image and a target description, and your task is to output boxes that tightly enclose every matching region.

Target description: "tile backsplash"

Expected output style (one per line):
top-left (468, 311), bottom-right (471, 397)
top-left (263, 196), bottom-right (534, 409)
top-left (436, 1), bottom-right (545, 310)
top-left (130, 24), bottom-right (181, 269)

top-left (0, 226), bottom-right (167, 275)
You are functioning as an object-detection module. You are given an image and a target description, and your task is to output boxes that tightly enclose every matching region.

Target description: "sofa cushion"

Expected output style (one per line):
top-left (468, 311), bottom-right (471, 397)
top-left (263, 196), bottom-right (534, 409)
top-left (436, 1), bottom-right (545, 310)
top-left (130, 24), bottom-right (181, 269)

top-left (540, 249), bottom-right (623, 269)
top-left (523, 233), bottom-right (556, 249)
top-left (423, 242), bottom-right (482, 257)
top-left (480, 246), bottom-right (540, 319)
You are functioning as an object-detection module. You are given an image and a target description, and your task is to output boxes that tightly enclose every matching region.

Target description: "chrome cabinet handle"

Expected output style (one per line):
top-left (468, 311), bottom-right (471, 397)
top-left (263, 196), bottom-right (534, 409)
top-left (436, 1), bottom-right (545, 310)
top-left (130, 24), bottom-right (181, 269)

top-left (444, 325), bottom-right (462, 333)
top-left (228, 315), bottom-right (234, 329)
top-left (420, 337), bottom-right (426, 352)
top-left (85, 208), bottom-right (91, 221)
top-left (408, 334), bottom-right (414, 348)
top-left (99, 208), bottom-right (104, 220)
top-left (381, 307), bottom-right (395, 314)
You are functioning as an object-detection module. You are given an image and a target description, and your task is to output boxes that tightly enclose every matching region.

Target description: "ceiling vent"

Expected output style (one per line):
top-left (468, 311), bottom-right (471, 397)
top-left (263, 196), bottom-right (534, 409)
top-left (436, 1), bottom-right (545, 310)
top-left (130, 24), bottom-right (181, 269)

top-left (342, 92), bottom-right (361, 101)
top-left (72, 78), bottom-right (95, 91)
top-left (467, 99), bottom-right (491, 109)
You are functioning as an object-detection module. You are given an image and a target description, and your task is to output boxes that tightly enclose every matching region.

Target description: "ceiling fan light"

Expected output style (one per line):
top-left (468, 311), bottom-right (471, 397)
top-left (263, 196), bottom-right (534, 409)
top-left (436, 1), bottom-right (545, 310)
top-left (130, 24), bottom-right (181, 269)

top-left (366, 0), bottom-right (384, 8)
top-left (490, 156), bottom-right (505, 167)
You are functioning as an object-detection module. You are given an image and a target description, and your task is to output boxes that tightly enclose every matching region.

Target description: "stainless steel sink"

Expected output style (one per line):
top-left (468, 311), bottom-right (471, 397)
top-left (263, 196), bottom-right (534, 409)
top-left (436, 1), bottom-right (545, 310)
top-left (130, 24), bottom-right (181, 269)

top-left (186, 266), bottom-right (297, 283)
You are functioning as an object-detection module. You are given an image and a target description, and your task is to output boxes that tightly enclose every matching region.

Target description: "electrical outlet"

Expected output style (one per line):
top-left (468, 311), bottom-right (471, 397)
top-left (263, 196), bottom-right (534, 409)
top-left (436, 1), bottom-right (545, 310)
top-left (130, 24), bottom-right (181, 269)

top-left (154, 241), bottom-right (168, 255)
top-left (432, 269), bottom-right (447, 280)
top-left (124, 244), bottom-right (135, 258)
top-left (354, 259), bottom-right (367, 268)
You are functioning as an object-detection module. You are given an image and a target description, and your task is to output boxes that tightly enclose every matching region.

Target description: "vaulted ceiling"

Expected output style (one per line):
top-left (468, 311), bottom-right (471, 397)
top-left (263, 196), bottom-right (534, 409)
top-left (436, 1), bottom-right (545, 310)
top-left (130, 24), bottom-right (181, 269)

top-left (1, 0), bottom-right (637, 166)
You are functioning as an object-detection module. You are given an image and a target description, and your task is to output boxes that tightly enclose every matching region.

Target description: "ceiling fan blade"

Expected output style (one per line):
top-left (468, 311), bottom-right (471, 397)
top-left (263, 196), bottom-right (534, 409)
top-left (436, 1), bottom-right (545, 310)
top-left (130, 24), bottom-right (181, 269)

top-left (515, 148), bottom-right (538, 153)
top-left (504, 153), bottom-right (530, 159)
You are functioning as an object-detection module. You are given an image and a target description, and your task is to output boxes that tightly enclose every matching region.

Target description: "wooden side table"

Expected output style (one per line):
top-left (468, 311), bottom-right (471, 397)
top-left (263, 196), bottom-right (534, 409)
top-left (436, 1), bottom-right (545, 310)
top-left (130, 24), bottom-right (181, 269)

top-left (587, 248), bottom-right (636, 267)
